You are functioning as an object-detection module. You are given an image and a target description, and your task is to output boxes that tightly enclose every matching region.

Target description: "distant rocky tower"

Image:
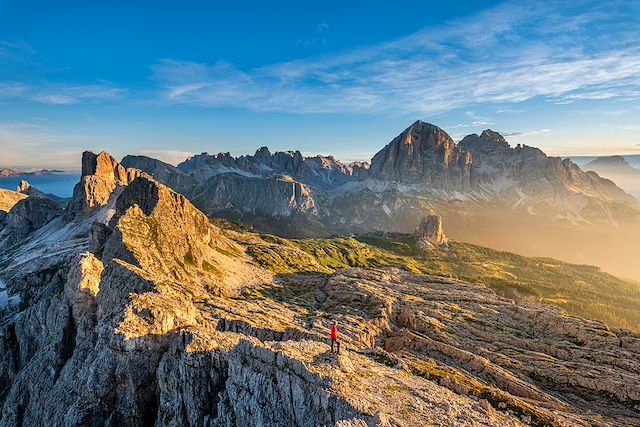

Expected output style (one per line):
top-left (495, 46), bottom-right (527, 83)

top-left (415, 214), bottom-right (447, 251)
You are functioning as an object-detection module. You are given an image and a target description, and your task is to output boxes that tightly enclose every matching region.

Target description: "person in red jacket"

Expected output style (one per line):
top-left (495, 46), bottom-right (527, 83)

top-left (330, 321), bottom-right (340, 354)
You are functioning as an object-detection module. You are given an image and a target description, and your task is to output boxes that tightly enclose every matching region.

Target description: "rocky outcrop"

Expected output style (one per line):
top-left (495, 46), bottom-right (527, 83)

top-left (67, 151), bottom-right (145, 216)
top-left (369, 121), bottom-right (473, 189)
top-left (415, 215), bottom-right (446, 250)
top-left (0, 189), bottom-right (27, 213)
top-left (0, 196), bottom-right (63, 247)
top-left (15, 180), bottom-right (46, 198)
top-left (1, 153), bottom-right (639, 425)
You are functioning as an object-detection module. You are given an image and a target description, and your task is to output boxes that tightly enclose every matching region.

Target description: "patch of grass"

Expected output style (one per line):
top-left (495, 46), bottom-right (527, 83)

top-left (231, 227), bottom-right (640, 330)
top-left (356, 235), bottom-right (640, 331)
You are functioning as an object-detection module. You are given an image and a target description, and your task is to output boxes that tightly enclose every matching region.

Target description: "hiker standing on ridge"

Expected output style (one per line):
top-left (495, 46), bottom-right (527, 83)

top-left (330, 321), bottom-right (340, 354)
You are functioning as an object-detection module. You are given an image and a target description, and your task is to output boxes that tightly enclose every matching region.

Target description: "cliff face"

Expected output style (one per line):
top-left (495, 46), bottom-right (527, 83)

top-left (124, 154), bottom-right (319, 229)
top-left (0, 152), bottom-right (639, 425)
top-left (369, 121), bottom-right (473, 189)
top-left (0, 189), bottom-right (27, 213)
top-left (0, 196), bottom-right (63, 247)
top-left (415, 215), bottom-right (446, 251)
top-left (67, 151), bottom-right (145, 216)
top-left (189, 173), bottom-right (317, 218)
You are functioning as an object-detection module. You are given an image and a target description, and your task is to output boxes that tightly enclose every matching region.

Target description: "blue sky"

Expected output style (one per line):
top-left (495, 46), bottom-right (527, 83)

top-left (1, 0), bottom-right (639, 169)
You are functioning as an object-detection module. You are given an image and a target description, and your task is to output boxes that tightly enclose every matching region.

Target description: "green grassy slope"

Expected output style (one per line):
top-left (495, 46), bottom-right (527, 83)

top-left (215, 219), bottom-right (640, 331)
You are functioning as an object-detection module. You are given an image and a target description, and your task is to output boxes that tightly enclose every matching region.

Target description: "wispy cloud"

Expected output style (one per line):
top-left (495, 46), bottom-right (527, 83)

top-left (0, 81), bottom-right (125, 105)
top-left (1, 39), bottom-right (125, 105)
top-left (448, 121), bottom-right (494, 130)
top-left (503, 129), bottom-right (552, 138)
top-left (151, 0), bottom-right (640, 115)
top-left (0, 40), bottom-right (35, 62)
top-left (31, 83), bottom-right (125, 105)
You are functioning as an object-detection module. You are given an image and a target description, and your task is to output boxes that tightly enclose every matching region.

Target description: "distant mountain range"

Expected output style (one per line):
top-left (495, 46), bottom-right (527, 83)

top-left (2, 121), bottom-right (639, 279)
top-left (580, 155), bottom-right (640, 199)
top-left (571, 154), bottom-right (640, 169)
top-left (1, 143), bottom-right (639, 426)
top-left (120, 120), bottom-right (640, 280)
top-left (0, 168), bottom-right (66, 177)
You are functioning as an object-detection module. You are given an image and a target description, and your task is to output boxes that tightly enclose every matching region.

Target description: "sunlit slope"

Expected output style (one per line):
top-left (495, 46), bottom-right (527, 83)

top-left (218, 221), bottom-right (640, 331)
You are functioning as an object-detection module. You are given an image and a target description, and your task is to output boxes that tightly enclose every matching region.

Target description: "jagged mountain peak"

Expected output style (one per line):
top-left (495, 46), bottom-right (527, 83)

top-left (403, 120), bottom-right (453, 146)
top-left (16, 180), bottom-right (31, 192)
top-left (254, 146), bottom-right (272, 159)
top-left (69, 151), bottom-right (147, 216)
top-left (458, 129), bottom-right (510, 152)
top-left (586, 155), bottom-right (633, 168)
top-left (369, 120), bottom-right (465, 184)
top-left (479, 129), bottom-right (508, 144)
top-left (81, 150), bottom-right (129, 183)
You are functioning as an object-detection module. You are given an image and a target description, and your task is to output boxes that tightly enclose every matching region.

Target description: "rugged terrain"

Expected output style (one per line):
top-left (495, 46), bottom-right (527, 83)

top-left (0, 152), bottom-right (639, 426)
top-left (122, 121), bottom-right (640, 280)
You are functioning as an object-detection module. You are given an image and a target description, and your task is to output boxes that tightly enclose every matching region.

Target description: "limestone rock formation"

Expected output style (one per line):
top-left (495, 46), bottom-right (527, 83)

top-left (415, 214), bottom-right (447, 250)
top-left (0, 196), bottom-right (63, 247)
top-left (190, 173), bottom-right (317, 217)
top-left (178, 148), bottom-right (368, 190)
top-left (0, 152), bottom-right (639, 425)
top-left (15, 180), bottom-right (45, 198)
top-left (67, 151), bottom-right (145, 215)
top-left (0, 189), bottom-right (27, 213)
top-left (369, 120), bottom-right (473, 189)
top-left (121, 155), bottom-right (195, 195)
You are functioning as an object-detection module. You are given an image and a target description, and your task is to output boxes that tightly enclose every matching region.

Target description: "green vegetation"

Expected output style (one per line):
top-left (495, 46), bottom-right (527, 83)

top-left (239, 229), bottom-right (640, 331)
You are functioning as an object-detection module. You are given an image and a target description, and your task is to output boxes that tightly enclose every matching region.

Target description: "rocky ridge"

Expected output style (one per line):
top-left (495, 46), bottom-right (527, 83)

top-left (0, 190), bottom-right (26, 214)
top-left (0, 152), bottom-right (639, 425)
top-left (121, 120), bottom-right (640, 279)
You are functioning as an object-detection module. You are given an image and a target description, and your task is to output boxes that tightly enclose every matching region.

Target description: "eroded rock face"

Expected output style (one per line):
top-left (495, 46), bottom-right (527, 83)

top-left (415, 215), bottom-right (446, 250)
top-left (121, 155), bottom-right (195, 195)
top-left (189, 173), bottom-right (317, 219)
top-left (0, 189), bottom-right (27, 213)
top-left (67, 151), bottom-right (145, 215)
top-left (0, 167), bottom-right (638, 425)
top-left (0, 196), bottom-right (63, 247)
top-left (15, 180), bottom-right (45, 198)
top-left (369, 121), bottom-right (473, 189)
